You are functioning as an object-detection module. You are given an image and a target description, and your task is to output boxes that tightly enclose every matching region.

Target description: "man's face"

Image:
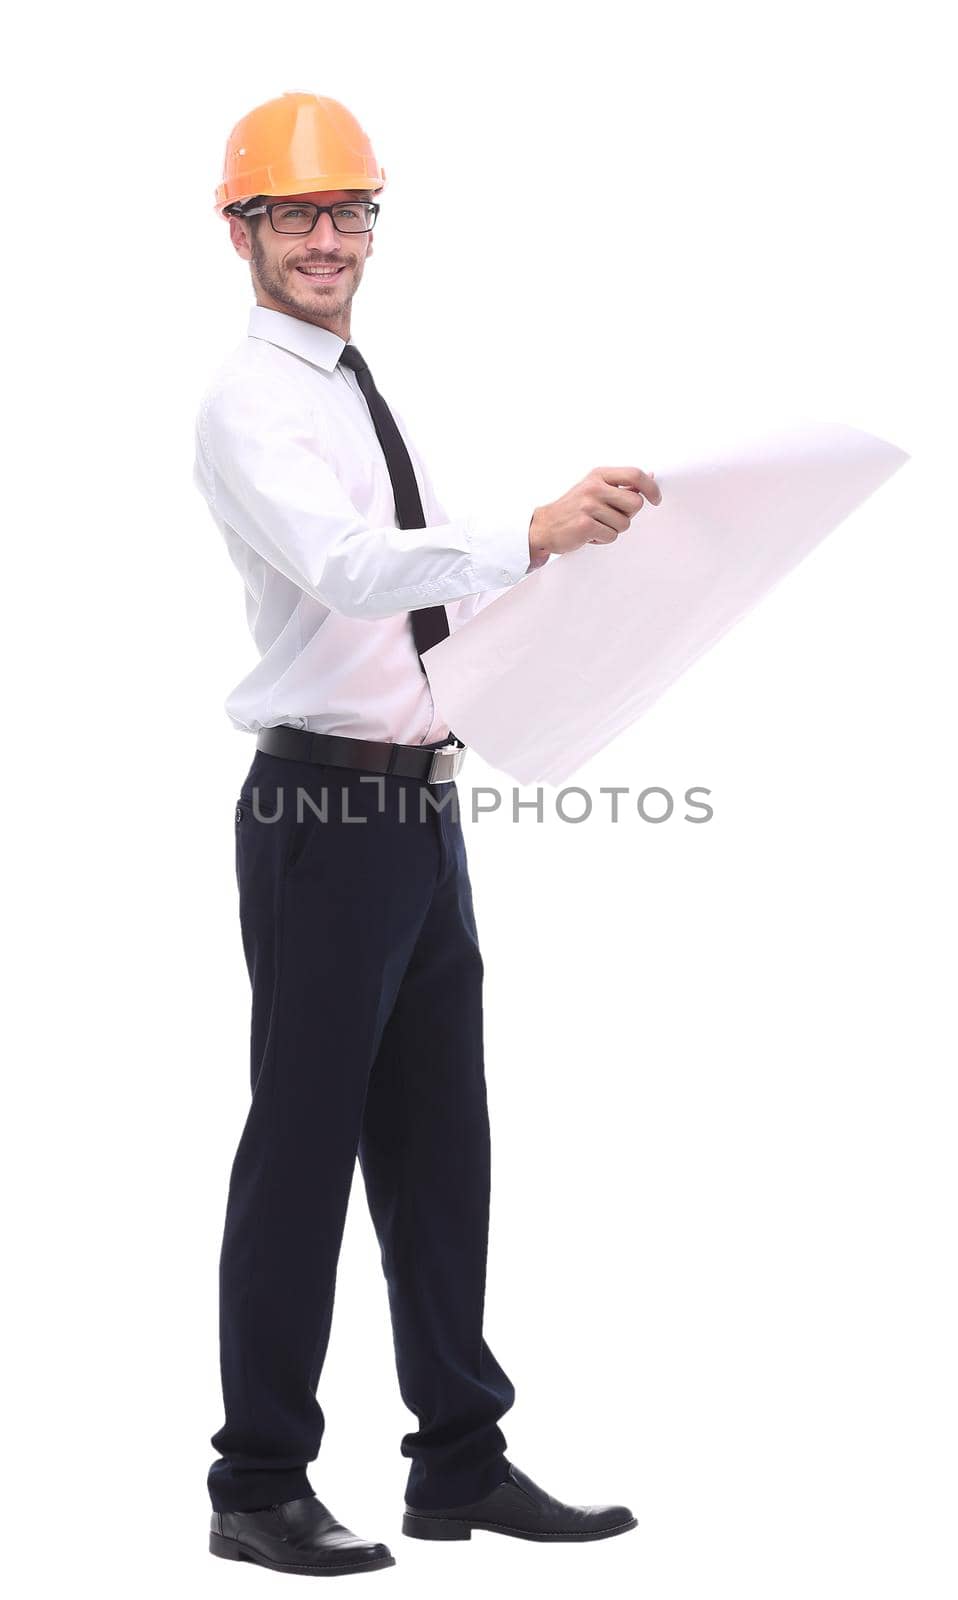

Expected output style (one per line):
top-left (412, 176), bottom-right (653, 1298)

top-left (228, 190), bottom-right (376, 336)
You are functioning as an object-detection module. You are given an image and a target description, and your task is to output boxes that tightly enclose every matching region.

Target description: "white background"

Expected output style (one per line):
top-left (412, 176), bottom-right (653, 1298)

top-left (5, 2), bottom-right (956, 1596)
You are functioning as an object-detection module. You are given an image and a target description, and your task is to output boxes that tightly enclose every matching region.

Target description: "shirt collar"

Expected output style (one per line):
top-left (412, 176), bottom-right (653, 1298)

top-left (247, 305), bottom-right (347, 372)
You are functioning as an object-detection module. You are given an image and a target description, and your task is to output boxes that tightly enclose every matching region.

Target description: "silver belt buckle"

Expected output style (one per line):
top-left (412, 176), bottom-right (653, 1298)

top-left (427, 742), bottom-right (466, 783)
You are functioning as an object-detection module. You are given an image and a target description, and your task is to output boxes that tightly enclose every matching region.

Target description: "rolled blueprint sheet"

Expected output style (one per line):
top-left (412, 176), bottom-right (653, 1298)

top-left (421, 420), bottom-right (910, 786)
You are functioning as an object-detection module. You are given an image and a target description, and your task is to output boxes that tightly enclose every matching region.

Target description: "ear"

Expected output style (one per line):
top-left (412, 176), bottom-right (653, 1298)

top-left (227, 214), bottom-right (253, 262)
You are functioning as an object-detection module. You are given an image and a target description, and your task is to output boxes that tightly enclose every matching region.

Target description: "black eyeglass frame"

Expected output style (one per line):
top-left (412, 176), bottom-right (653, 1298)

top-left (225, 198), bottom-right (381, 234)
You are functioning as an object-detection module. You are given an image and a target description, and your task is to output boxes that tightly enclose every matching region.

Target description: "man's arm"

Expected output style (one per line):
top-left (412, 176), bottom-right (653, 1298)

top-left (194, 375), bottom-right (533, 620)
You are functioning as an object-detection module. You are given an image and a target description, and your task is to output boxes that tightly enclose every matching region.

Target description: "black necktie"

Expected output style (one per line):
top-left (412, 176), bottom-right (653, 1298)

top-left (337, 342), bottom-right (451, 662)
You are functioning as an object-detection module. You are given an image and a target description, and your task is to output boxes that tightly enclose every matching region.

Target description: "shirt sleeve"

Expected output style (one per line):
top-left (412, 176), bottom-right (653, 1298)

top-left (195, 374), bottom-right (535, 621)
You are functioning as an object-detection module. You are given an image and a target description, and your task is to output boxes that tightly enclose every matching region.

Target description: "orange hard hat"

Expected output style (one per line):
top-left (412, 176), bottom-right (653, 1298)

top-left (214, 92), bottom-right (386, 215)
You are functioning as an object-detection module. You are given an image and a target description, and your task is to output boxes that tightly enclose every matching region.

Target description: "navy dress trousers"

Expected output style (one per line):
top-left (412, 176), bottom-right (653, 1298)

top-left (209, 739), bottom-right (517, 1514)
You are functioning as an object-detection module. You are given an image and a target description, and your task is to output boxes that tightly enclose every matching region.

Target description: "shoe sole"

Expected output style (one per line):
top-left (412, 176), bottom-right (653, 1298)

top-left (401, 1511), bottom-right (638, 1542)
top-left (210, 1531), bottom-right (396, 1574)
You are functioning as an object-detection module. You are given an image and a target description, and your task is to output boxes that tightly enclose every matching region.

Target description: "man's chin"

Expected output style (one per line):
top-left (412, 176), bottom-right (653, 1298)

top-left (257, 271), bottom-right (353, 321)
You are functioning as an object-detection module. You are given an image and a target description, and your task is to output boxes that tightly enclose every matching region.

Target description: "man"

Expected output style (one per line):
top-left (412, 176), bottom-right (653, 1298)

top-left (194, 91), bottom-right (660, 1577)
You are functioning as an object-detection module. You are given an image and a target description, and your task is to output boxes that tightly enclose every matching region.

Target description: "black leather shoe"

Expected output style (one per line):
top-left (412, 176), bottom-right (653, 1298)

top-left (210, 1492), bottom-right (395, 1575)
top-left (402, 1460), bottom-right (637, 1543)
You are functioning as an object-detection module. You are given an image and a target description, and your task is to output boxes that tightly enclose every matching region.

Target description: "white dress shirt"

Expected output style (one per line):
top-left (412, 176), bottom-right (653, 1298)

top-left (193, 304), bottom-right (537, 744)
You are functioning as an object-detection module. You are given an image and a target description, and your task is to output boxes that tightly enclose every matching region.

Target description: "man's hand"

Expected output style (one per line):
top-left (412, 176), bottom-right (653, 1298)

top-left (528, 466), bottom-right (662, 564)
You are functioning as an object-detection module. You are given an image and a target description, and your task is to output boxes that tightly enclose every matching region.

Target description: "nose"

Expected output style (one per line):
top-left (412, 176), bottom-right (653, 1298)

top-left (306, 211), bottom-right (341, 248)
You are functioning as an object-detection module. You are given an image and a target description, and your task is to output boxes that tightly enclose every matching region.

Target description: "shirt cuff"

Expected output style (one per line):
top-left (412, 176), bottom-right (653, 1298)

top-left (466, 504), bottom-right (536, 590)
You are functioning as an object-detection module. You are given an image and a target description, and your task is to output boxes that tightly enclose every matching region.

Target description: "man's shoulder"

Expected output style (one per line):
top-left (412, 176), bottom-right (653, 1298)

top-left (195, 337), bottom-right (317, 424)
top-left (196, 337), bottom-right (269, 408)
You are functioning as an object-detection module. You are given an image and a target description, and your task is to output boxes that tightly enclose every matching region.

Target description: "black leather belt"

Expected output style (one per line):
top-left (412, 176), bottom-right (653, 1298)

top-left (256, 724), bottom-right (467, 784)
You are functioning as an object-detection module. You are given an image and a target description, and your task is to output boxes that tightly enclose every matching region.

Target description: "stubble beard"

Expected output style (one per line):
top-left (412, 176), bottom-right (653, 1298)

top-left (251, 233), bottom-right (357, 326)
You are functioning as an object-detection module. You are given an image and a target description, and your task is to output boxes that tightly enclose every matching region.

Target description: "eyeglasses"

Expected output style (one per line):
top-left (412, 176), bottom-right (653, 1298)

top-left (228, 199), bottom-right (380, 235)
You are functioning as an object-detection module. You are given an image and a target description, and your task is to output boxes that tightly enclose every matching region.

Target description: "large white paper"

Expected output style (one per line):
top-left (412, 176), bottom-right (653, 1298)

top-left (422, 420), bottom-right (910, 786)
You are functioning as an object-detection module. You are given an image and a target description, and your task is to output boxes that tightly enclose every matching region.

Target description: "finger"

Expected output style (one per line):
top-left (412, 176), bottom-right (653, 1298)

top-left (604, 485), bottom-right (648, 521)
top-left (586, 517), bottom-right (621, 544)
top-left (597, 466), bottom-right (661, 505)
top-left (589, 490), bottom-right (640, 535)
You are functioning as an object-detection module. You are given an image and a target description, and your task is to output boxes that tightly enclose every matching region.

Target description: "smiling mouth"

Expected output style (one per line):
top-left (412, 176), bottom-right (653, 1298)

top-left (295, 264), bottom-right (346, 283)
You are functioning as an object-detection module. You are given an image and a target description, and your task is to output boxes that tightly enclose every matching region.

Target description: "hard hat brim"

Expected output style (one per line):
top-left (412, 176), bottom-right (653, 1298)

top-left (215, 168), bottom-right (386, 213)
